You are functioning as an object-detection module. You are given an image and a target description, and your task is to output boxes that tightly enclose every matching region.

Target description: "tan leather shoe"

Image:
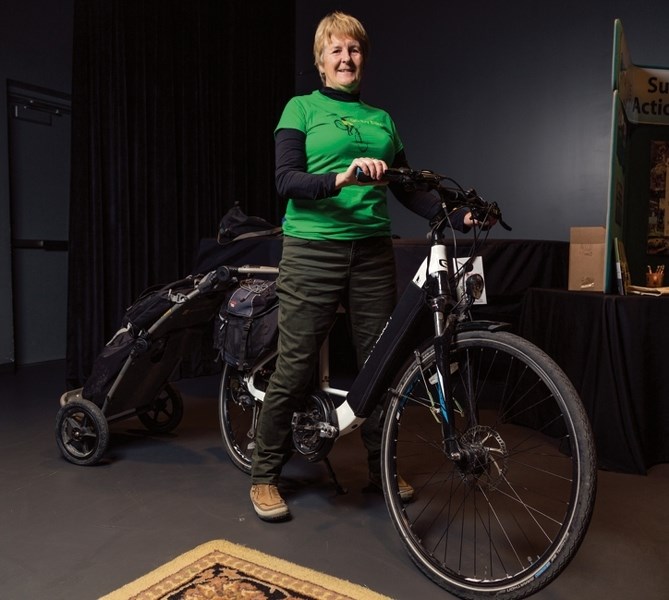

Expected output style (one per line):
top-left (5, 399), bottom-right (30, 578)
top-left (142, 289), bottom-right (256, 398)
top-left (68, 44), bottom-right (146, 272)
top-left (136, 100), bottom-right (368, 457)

top-left (369, 473), bottom-right (415, 502)
top-left (250, 484), bottom-right (290, 521)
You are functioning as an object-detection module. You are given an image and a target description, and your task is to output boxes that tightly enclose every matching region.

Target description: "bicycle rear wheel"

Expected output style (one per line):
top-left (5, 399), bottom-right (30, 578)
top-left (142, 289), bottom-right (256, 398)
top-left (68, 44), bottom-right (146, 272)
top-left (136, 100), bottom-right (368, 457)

top-left (218, 358), bottom-right (274, 474)
top-left (381, 330), bottom-right (596, 600)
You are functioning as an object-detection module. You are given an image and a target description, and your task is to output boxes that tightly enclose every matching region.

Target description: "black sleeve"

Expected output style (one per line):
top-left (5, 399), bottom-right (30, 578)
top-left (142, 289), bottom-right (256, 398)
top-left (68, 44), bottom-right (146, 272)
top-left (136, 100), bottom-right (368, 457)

top-left (275, 128), bottom-right (338, 200)
top-left (389, 150), bottom-right (471, 233)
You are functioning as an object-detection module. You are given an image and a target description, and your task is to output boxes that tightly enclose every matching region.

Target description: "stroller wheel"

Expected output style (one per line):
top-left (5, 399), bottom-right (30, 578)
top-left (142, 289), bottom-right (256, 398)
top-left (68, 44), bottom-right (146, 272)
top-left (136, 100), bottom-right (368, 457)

top-left (137, 384), bottom-right (184, 433)
top-left (55, 399), bottom-right (109, 466)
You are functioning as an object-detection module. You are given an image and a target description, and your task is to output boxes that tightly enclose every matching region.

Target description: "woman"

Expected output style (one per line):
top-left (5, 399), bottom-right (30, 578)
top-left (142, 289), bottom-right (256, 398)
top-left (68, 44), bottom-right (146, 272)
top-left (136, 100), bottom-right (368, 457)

top-left (250, 11), bottom-right (478, 521)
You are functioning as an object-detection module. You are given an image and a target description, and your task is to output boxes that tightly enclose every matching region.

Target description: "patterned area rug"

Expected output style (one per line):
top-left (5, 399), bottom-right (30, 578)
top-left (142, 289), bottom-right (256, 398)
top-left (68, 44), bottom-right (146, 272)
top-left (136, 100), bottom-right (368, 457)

top-left (100, 539), bottom-right (393, 600)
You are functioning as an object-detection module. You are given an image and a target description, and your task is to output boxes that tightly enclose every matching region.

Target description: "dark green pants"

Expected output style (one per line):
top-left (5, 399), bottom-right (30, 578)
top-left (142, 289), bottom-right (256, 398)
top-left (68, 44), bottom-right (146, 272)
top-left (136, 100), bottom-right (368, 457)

top-left (251, 235), bottom-right (396, 484)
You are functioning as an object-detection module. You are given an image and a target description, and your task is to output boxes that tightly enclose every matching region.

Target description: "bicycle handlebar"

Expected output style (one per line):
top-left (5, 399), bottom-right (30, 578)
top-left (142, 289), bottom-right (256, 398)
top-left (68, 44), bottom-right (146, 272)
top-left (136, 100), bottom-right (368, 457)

top-left (193, 265), bottom-right (279, 294)
top-left (355, 167), bottom-right (512, 231)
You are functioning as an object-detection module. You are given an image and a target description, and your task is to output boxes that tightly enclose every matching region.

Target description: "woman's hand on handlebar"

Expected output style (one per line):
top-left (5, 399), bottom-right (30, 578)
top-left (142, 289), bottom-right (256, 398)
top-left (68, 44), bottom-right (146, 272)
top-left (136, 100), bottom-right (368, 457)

top-left (464, 212), bottom-right (498, 229)
top-left (336, 157), bottom-right (389, 189)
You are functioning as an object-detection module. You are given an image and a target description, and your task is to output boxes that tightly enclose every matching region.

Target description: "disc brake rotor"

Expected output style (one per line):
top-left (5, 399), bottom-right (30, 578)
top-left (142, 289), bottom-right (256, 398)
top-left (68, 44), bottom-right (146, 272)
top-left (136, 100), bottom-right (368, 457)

top-left (458, 425), bottom-right (508, 490)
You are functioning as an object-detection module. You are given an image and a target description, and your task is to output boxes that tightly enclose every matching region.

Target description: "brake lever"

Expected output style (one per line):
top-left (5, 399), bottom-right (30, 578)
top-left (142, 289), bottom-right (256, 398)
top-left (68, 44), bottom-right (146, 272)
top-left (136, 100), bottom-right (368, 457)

top-left (487, 201), bottom-right (512, 230)
top-left (470, 198), bottom-right (513, 231)
top-left (498, 217), bottom-right (512, 231)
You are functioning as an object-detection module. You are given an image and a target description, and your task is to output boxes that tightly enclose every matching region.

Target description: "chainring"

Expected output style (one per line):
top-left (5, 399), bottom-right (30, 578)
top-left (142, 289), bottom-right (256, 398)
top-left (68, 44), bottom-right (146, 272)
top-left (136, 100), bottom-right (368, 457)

top-left (292, 392), bottom-right (337, 462)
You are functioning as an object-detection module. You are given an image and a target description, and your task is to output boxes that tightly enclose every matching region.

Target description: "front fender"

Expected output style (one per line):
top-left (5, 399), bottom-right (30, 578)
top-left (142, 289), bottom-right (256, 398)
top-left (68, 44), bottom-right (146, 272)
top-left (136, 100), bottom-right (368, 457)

top-left (456, 320), bottom-right (511, 334)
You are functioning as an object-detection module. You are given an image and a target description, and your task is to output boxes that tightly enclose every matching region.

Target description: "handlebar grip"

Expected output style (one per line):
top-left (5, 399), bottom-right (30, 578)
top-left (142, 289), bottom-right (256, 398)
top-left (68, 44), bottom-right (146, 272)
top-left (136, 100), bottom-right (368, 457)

top-left (355, 167), bottom-right (375, 183)
top-left (215, 266), bottom-right (233, 283)
top-left (355, 166), bottom-right (412, 184)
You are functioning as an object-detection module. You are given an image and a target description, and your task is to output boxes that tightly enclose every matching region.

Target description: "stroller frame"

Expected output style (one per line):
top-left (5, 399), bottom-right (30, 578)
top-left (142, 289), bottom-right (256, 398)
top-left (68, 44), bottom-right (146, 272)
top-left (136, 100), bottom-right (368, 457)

top-left (55, 268), bottom-right (261, 465)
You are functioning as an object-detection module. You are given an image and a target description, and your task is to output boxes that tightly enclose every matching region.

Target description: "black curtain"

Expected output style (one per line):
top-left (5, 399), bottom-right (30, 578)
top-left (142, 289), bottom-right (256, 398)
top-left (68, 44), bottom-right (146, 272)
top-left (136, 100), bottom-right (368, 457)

top-left (66, 0), bottom-right (295, 387)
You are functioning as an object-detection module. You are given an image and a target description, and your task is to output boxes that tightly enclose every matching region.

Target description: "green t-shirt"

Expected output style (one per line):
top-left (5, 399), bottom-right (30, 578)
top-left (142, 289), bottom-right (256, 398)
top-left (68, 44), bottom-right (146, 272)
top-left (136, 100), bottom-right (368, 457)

top-left (275, 91), bottom-right (403, 240)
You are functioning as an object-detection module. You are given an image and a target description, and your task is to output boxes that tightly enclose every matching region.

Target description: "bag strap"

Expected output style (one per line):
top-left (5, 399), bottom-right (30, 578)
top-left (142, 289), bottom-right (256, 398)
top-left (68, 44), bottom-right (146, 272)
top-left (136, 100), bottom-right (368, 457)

top-left (237, 317), bottom-right (254, 367)
top-left (217, 226), bottom-right (283, 245)
top-left (233, 226), bottom-right (283, 241)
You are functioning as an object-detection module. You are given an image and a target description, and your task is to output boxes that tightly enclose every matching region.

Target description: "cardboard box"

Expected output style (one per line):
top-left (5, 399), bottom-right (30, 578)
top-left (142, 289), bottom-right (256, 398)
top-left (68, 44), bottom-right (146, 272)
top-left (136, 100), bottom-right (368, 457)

top-left (568, 227), bottom-right (606, 292)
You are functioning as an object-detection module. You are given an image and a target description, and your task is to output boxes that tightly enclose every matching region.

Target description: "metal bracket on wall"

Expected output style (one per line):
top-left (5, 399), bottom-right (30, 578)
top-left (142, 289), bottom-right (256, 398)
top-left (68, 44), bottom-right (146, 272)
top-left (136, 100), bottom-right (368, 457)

top-left (11, 239), bottom-right (68, 251)
top-left (7, 80), bottom-right (71, 126)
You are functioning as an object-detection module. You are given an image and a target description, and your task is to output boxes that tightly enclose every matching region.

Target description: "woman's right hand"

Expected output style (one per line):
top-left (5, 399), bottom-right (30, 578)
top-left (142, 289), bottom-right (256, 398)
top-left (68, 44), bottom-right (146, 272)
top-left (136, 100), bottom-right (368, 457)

top-left (335, 157), bottom-right (389, 189)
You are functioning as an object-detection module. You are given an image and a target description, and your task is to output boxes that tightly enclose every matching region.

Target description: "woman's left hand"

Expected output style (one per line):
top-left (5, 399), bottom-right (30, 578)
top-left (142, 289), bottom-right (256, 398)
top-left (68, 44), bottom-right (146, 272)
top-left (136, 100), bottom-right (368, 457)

top-left (464, 212), bottom-right (498, 229)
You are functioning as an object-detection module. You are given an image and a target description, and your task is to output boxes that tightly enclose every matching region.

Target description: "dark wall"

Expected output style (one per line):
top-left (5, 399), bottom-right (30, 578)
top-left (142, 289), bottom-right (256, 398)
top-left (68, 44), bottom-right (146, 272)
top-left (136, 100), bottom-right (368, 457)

top-left (295, 0), bottom-right (669, 240)
top-left (3, 1), bottom-right (669, 367)
top-left (0, 0), bottom-right (74, 367)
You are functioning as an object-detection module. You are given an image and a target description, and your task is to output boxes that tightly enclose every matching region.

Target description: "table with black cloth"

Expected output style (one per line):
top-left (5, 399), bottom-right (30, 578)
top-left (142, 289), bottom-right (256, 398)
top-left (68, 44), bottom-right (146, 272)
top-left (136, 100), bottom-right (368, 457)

top-left (194, 237), bottom-right (569, 329)
top-left (519, 288), bottom-right (669, 474)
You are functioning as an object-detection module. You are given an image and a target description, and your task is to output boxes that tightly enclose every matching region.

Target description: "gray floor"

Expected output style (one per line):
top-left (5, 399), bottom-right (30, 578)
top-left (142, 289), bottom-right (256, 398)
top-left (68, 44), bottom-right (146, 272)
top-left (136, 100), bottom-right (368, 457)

top-left (1, 361), bottom-right (668, 600)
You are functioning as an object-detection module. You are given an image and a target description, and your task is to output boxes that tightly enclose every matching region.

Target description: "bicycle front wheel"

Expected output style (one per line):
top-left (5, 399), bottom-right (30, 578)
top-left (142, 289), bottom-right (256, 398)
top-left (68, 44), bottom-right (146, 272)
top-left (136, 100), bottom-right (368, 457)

top-left (381, 330), bottom-right (596, 600)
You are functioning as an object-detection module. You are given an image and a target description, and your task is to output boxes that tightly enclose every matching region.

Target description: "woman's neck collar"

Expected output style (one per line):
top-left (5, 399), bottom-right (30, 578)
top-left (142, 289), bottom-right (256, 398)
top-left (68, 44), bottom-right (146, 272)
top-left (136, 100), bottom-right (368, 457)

top-left (319, 86), bottom-right (360, 102)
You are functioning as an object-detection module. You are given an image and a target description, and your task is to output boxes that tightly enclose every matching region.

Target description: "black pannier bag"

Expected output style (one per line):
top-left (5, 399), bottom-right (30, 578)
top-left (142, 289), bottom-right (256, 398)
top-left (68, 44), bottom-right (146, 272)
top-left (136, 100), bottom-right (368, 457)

top-left (214, 279), bottom-right (279, 370)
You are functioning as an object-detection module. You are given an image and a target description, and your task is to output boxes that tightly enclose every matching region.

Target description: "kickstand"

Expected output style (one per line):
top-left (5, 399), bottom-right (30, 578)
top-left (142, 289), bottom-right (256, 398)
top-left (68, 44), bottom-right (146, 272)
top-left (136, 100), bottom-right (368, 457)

top-left (323, 457), bottom-right (347, 495)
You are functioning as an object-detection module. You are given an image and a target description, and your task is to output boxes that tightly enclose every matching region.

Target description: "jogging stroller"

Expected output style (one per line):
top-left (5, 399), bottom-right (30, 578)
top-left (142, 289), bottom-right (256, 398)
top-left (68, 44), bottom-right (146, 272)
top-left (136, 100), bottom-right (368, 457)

top-left (55, 268), bottom-right (234, 465)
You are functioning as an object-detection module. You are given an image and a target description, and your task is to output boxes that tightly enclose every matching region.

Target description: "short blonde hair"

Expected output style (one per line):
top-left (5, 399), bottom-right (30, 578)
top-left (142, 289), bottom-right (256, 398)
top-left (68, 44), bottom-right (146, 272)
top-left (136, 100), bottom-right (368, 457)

top-left (313, 11), bottom-right (370, 71)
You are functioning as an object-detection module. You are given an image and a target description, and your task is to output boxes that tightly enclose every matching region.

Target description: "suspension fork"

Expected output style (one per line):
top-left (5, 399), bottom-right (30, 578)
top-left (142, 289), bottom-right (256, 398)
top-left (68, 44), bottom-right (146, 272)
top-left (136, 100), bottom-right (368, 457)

top-left (426, 236), bottom-right (462, 460)
top-left (430, 298), bottom-right (462, 460)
